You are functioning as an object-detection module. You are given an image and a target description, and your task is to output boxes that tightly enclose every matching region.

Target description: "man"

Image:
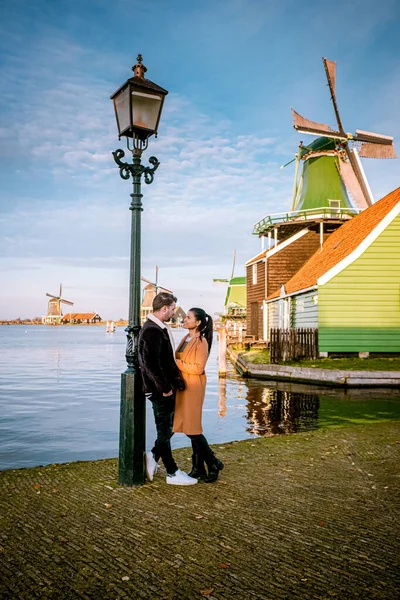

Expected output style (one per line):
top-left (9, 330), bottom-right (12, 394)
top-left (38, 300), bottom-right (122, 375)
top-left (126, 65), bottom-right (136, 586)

top-left (138, 292), bottom-right (197, 486)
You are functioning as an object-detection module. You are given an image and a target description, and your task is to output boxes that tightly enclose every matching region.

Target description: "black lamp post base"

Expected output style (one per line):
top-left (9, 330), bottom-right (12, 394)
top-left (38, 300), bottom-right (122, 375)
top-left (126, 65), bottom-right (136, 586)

top-left (118, 371), bottom-right (146, 486)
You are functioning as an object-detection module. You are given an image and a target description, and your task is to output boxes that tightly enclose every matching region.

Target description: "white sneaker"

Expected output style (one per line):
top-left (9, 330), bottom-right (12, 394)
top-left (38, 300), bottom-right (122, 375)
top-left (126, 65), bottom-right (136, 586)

top-left (145, 452), bottom-right (159, 482)
top-left (166, 469), bottom-right (198, 485)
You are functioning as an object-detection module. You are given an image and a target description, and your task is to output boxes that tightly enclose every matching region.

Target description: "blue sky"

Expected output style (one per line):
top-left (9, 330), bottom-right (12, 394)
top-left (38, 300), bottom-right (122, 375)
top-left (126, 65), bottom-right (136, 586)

top-left (1, 0), bottom-right (399, 320)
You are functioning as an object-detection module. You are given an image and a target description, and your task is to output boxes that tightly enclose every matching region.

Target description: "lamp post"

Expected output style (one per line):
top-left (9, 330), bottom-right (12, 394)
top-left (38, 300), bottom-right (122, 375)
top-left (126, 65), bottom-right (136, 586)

top-left (111, 55), bottom-right (168, 486)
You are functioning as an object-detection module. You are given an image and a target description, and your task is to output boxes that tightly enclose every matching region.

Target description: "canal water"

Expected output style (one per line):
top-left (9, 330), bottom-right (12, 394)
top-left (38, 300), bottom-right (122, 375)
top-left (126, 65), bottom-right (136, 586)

top-left (0, 325), bottom-right (399, 470)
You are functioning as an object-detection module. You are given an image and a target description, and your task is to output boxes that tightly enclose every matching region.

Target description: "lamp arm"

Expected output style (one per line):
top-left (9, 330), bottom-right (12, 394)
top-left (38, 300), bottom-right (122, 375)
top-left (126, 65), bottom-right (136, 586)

top-left (112, 149), bottom-right (160, 184)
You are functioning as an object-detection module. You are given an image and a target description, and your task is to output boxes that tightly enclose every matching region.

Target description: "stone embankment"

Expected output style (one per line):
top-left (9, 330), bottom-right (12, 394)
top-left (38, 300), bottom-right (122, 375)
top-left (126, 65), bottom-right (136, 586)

top-left (228, 348), bottom-right (400, 388)
top-left (1, 422), bottom-right (399, 599)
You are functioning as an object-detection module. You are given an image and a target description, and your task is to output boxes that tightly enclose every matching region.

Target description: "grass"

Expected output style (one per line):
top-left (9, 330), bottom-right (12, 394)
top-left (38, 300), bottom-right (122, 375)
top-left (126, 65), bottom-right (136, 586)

top-left (238, 349), bottom-right (400, 371)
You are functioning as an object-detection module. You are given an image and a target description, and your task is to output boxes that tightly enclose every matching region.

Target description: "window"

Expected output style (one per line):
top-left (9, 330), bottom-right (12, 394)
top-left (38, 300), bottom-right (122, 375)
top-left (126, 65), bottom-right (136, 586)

top-left (328, 199), bottom-right (341, 216)
top-left (252, 264), bottom-right (257, 285)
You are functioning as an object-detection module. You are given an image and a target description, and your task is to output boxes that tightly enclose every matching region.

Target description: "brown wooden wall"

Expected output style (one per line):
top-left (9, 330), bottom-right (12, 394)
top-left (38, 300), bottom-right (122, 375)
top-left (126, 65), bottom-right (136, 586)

top-left (246, 231), bottom-right (330, 339)
top-left (246, 259), bottom-right (265, 339)
top-left (267, 231), bottom-right (329, 298)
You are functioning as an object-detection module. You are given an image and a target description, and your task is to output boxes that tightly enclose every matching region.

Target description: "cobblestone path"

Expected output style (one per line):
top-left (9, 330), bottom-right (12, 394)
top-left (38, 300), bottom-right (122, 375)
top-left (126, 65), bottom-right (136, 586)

top-left (1, 421), bottom-right (399, 599)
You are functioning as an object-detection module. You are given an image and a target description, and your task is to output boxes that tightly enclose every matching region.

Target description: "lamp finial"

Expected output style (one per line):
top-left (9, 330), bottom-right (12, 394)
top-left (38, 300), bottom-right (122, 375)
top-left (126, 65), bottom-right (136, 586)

top-left (132, 54), bottom-right (147, 78)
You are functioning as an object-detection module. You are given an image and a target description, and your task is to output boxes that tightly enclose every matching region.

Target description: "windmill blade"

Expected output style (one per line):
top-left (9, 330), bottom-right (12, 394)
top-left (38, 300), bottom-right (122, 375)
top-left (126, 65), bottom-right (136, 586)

top-left (323, 58), bottom-right (336, 96)
top-left (291, 109), bottom-right (343, 139)
top-left (338, 156), bottom-right (370, 209)
top-left (345, 147), bottom-right (374, 207)
top-left (352, 130), bottom-right (397, 158)
top-left (358, 142), bottom-right (397, 159)
top-left (322, 57), bottom-right (345, 134)
top-left (354, 130), bottom-right (394, 145)
top-left (61, 299), bottom-right (74, 306)
top-left (158, 286), bottom-right (173, 294)
top-left (230, 250), bottom-right (236, 281)
top-left (46, 293), bottom-right (58, 299)
top-left (141, 276), bottom-right (156, 287)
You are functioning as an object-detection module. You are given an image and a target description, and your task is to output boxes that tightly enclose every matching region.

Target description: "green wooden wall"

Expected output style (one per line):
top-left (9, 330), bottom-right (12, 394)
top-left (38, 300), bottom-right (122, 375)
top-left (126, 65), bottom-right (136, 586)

top-left (318, 211), bottom-right (400, 352)
top-left (291, 291), bottom-right (318, 328)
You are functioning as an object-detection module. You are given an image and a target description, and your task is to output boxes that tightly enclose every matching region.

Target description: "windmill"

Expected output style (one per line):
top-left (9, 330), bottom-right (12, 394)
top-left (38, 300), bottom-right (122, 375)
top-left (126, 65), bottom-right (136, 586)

top-left (45, 283), bottom-right (74, 318)
top-left (290, 57), bottom-right (396, 209)
top-left (213, 250), bottom-right (246, 320)
top-left (140, 266), bottom-right (173, 323)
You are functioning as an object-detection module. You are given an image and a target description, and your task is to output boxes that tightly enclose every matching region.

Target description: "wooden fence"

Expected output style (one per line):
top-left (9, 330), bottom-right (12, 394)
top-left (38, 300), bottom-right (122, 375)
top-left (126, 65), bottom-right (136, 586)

top-left (270, 328), bottom-right (318, 363)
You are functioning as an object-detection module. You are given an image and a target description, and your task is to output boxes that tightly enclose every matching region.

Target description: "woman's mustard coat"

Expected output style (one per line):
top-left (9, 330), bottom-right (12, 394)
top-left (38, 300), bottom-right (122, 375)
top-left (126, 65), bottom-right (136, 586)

top-left (172, 333), bottom-right (208, 435)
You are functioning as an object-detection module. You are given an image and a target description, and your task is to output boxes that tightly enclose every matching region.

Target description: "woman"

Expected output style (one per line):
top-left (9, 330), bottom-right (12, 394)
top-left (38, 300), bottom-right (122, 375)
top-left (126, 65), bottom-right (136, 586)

top-left (172, 308), bottom-right (224, 483)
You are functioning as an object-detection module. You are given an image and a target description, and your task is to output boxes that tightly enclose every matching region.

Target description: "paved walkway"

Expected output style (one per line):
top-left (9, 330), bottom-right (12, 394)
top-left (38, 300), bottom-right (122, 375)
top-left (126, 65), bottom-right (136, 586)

top-left (1, 421), bottom-right (399, 599)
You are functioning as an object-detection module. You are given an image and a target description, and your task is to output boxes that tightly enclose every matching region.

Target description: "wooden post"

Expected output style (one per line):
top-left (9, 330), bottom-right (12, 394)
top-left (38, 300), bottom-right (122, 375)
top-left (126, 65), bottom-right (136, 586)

top-left (218, 324), bottom-right (227, 377)
top-left (238, 323), bottom-right (243, 342)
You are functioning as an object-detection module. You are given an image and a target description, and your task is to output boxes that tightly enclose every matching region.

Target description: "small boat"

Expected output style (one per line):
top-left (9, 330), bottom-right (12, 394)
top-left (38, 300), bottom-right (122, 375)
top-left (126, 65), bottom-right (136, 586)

top-left (106, 321), bottom-right (116, 333)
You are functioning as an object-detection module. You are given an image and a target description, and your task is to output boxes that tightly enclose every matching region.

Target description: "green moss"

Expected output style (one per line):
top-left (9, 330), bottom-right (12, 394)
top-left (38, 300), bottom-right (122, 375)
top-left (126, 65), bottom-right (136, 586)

top-left (239, 350), bottom-right (400, 371)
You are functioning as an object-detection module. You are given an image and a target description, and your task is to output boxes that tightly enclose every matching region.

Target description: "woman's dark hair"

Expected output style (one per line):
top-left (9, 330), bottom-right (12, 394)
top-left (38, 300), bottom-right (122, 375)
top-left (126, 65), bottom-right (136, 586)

top-left (189, 307), bottom-right (213, 353)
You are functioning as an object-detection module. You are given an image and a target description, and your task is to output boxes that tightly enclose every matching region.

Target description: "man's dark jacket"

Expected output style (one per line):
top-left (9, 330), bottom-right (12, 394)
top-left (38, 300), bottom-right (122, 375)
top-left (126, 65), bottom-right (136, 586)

top-left (138, 320), bottom-right (182, 395)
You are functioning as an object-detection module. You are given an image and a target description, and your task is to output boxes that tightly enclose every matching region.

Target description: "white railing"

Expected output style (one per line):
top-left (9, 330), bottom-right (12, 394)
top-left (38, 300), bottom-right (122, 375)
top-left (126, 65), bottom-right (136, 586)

top-left (253, 206), bottom-right (361, 235)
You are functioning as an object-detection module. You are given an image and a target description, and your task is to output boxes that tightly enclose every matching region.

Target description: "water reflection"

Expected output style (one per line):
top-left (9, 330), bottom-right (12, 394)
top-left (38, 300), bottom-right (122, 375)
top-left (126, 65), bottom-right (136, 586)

top-left (218, 379), bottom-right (227, 417)
top-left (244, 384), bottom-right (319, 435)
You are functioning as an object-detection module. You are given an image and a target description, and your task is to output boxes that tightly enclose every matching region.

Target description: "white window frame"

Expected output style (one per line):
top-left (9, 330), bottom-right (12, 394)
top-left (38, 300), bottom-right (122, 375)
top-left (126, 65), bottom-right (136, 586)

top-left (252, 263), bottom-right (257, 285)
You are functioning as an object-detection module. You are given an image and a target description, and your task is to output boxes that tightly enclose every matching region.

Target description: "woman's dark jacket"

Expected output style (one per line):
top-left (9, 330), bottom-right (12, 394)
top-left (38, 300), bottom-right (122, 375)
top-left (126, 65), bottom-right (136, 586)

top-left (138, 320), bottom-right (183, 395)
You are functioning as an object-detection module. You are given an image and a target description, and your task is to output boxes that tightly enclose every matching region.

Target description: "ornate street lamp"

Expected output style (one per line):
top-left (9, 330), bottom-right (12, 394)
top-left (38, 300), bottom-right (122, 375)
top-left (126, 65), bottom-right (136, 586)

top-left (111, 55), bottom-right (168, 486)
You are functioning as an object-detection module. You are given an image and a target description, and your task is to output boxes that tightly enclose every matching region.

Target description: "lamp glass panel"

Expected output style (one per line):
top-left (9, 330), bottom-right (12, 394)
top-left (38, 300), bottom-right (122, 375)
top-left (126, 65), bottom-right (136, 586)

top-left (131, 91), bottom-right (161, 132)
top-left (114, 87), bottom-right (131, 134)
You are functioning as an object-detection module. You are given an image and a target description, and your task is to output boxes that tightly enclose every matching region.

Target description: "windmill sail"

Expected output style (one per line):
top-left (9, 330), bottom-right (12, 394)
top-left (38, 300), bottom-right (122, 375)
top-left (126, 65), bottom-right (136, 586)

top-left (291, 109), bottom-right (339, 137)
top-left (324, 58), bottom-right (336, 95)
top-left (358, 141), bottom-right (397, 159)
top-left (338, 156), bottom-right (370, 209)
top-left (345, 147), bottom-right (374, 207)
top-left (323, 57), bottom-right (345, 134)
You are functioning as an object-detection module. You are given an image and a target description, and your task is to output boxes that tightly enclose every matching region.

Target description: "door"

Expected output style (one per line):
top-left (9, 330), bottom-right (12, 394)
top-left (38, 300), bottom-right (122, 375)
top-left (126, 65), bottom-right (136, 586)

top-left (251, 302), bottom-right (259, 337)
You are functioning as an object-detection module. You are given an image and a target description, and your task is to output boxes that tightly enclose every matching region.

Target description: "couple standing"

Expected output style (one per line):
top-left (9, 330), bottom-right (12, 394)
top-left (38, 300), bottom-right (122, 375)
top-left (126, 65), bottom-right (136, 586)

top-left (138, 292), bottom-right (224, 485)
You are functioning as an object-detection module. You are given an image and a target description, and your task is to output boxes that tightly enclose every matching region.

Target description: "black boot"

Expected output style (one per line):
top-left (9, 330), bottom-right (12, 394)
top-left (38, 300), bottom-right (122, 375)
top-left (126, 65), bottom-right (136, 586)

top-left (188, 454), bottom-right (207, 480)
top-left (204, 453), bottom-right (224, 483)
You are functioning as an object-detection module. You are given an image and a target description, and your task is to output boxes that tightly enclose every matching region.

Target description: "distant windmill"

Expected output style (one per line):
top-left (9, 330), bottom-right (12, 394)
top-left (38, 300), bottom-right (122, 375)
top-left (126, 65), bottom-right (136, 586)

top-left (213, 250), bottom-right (246, 319)
top-left (141, 267), bottom-right (173, 323)
top-left (290, 57), bottom-right (396, 209)
top-left (141, 266), bottom-right (173, 297)
top-left (46, 283), bottom-right (74, 317)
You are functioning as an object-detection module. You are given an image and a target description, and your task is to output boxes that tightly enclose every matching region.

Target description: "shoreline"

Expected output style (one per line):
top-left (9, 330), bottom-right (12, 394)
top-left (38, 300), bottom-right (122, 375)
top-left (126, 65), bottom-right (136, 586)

top-left (227, 347), bottom-right (400, 388)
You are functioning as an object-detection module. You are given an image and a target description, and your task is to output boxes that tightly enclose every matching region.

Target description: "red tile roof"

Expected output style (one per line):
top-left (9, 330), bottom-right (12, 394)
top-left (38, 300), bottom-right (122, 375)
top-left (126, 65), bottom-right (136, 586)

top-left (267, 187), bottom-right (400, 300)
top-left (61, 313), bottom-right (101, 320)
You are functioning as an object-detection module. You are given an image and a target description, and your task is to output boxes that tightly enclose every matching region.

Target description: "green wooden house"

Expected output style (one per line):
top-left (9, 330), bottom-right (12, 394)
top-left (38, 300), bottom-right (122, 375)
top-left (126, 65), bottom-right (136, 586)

top-left (266, 187), bottom-right (400, 354)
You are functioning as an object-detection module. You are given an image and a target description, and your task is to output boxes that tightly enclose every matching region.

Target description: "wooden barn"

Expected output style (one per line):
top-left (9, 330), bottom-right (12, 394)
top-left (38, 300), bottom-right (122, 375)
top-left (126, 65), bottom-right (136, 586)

top-left (266, 188), bottom-right (400, 354)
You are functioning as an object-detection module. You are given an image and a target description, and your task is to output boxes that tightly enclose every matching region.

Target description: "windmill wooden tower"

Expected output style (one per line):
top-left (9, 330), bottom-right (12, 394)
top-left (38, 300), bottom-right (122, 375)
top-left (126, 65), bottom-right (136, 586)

top-left (42, 283), bottom-right (74, 325)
